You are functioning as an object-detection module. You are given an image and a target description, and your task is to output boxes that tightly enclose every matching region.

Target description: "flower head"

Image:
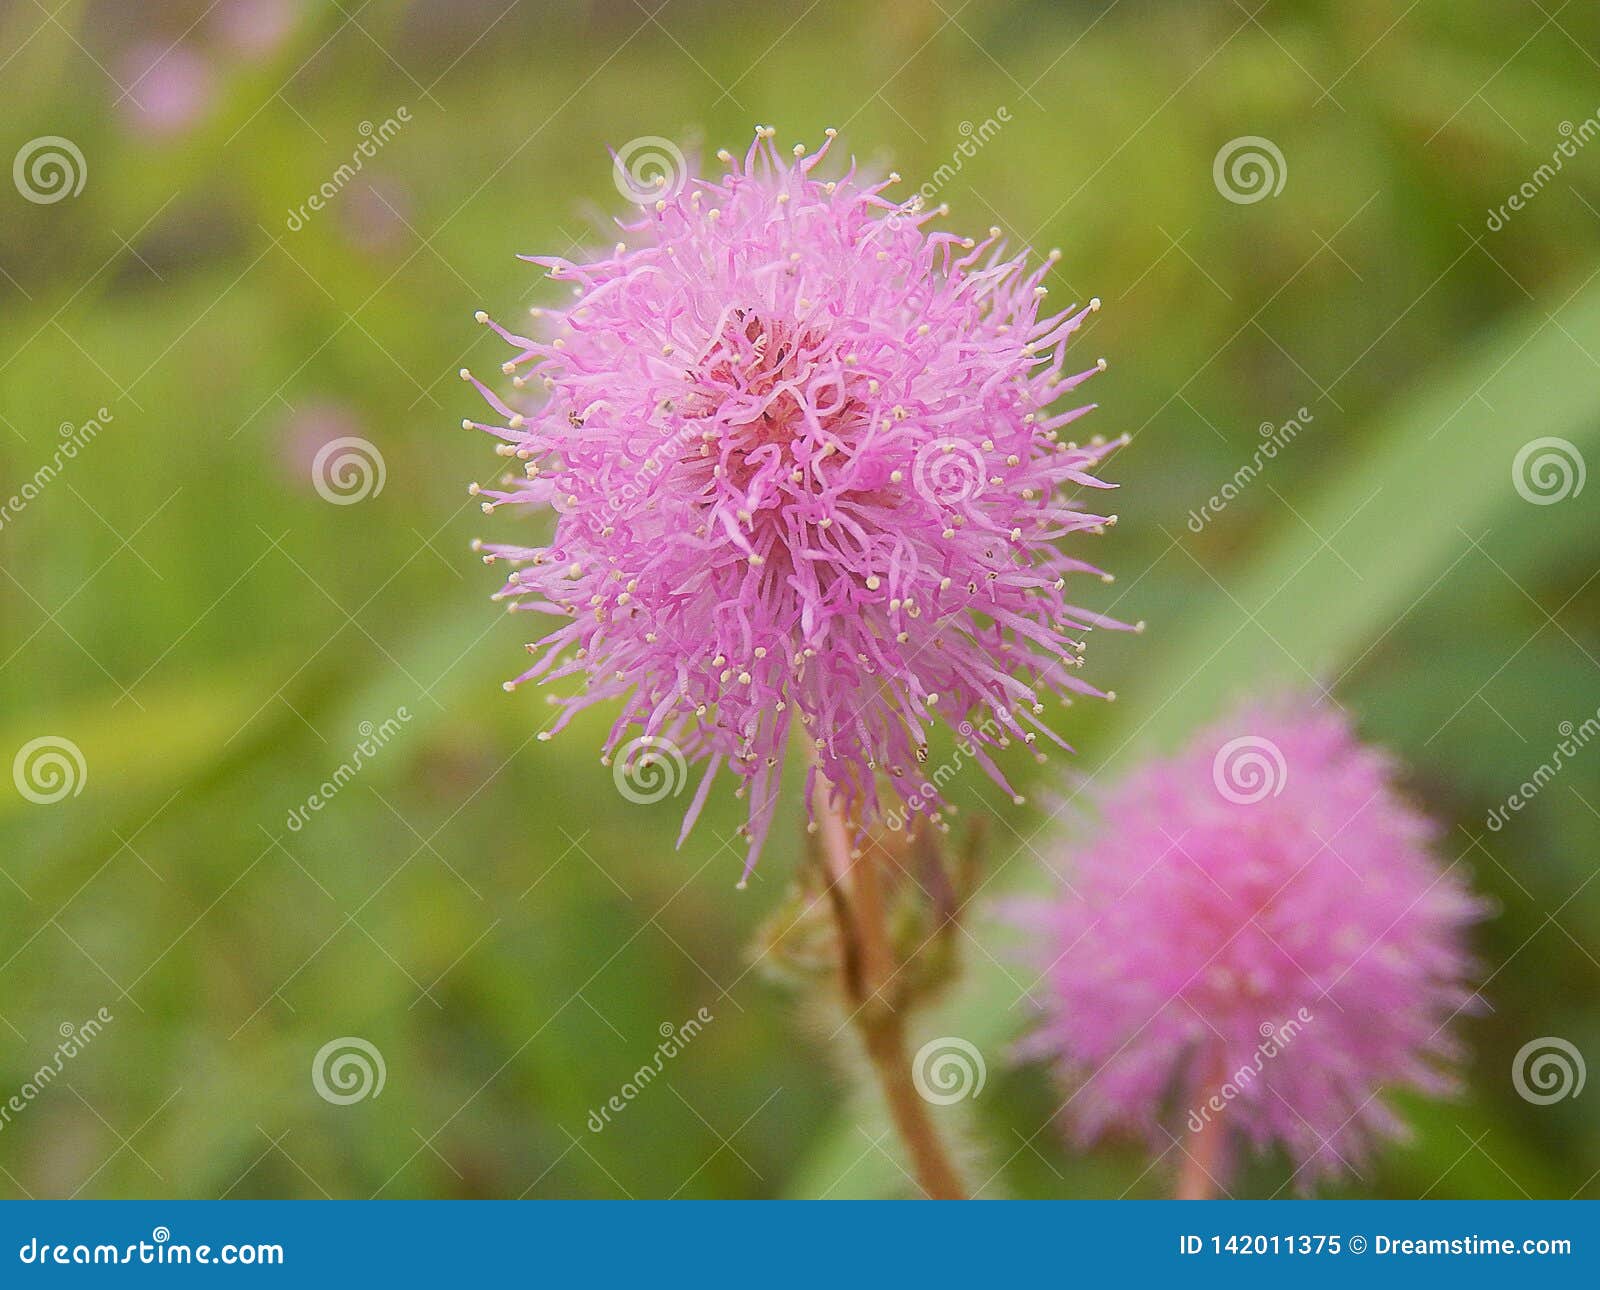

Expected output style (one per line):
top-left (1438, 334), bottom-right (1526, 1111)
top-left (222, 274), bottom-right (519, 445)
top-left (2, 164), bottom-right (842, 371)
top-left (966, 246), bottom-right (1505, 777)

top-left (464, 128), bottom-right (1131, 880)
top-left (1014, 696), bottom-right (1484, 1188)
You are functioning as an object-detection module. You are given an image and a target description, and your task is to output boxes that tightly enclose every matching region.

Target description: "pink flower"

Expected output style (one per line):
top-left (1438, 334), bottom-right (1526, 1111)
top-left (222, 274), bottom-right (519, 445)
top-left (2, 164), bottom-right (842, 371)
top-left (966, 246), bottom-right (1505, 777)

top-left (117, 42), bottom-right (214, 138)
top-left (215, 0), bottom-right (301, 57)
top-left (1014, 695), bottom-right (1485, 1190)
top-left (463, 128), bottom-right (1130, 880)
top-left (277, 399), bottom-right (364, 483)
top-left (340, 178), bottom-right (411, 256)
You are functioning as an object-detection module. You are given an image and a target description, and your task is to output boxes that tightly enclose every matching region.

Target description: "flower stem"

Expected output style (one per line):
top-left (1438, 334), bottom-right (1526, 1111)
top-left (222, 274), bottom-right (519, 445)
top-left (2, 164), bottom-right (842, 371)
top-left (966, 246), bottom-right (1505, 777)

top-left (857, 999), bottom-right (969, 1199)
top-left (1174, 1121), bottom-right (1222, 1200)
top-left (811, 765), bottom-right (968, 1200)
top-left (1176, 1059), bottom-right (1228, 1199)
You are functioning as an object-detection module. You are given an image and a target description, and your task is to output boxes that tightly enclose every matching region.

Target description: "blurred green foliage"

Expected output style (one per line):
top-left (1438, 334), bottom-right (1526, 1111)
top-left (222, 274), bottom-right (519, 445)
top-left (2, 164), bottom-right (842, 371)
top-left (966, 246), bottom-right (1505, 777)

top-left (0, 0), bottom-right (1596, 1199)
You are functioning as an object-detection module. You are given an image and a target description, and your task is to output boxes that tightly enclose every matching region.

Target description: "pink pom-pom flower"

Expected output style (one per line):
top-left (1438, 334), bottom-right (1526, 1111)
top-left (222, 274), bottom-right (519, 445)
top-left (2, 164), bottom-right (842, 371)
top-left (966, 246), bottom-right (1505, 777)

top-left (1014, 696), bottom-right (1485, 1192)
top-left (463, 128), bottom-right (1132, 881)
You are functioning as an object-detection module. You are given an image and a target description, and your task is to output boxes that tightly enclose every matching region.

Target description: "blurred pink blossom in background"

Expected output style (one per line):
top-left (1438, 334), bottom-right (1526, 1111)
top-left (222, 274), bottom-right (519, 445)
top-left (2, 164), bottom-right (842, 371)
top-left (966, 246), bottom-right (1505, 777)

top-left (117, 41), bottom-right (215, 138)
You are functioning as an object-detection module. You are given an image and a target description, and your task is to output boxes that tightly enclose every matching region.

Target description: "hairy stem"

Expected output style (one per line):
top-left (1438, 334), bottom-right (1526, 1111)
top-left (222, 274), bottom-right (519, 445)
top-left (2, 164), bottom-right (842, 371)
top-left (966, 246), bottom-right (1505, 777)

top-left (811, 761), bottom-right (968, 1199)
top-left (857, 1002), bottom-right (969, 1199)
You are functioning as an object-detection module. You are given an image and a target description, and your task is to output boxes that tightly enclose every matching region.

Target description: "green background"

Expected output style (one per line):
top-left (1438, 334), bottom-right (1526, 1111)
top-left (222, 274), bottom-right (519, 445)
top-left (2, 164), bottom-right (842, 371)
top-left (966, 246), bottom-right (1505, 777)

top-left (1, 0), bottom-right (1596, 1199)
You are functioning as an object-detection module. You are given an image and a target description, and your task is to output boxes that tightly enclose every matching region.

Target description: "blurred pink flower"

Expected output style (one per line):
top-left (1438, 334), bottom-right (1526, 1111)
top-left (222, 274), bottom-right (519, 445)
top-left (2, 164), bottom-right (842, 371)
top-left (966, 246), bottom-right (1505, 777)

top-left (1014, 695), bottom-right (1485, 1190)
top-left (117, 42), bottom-right (215, 138)
top-left (278, 400), bottom-right (363, 482)
top-left (215, 0), bottom-right (301, 57)
top-left (464, 128), bottom-right (1130, 879)
top-left (341, 179), bottom-right (412, 256)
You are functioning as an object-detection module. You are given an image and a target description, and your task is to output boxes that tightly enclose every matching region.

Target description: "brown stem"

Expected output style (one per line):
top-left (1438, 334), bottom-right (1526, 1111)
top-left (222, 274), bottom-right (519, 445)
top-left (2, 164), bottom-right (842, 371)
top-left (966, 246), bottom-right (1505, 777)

top-left (1175, 1114), bottom-right (1224, 1200)
top-left (810, 754), bottom-right (968, 1199)
top-left (1176, 1053), bottom-right (1229, 1199)
top-left (858, 1004), bottom-right (969, 1199)
top-left (847, 819), bottom-right (896, 991)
